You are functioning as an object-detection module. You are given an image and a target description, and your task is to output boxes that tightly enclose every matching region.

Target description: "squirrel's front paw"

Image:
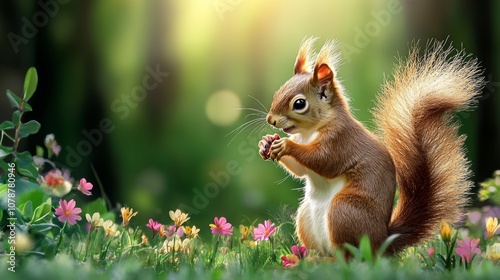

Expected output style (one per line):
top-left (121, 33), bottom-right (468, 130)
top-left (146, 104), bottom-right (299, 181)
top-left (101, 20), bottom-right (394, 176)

top-left (270, 138), bottom-right (289, 161)
top-left (258, 134), bottom-right (280, 160)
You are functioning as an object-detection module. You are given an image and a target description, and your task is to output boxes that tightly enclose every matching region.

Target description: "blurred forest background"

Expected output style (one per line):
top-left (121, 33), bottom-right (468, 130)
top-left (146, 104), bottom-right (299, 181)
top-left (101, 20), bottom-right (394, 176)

top-left (1, 0), bottom-right (499, 236)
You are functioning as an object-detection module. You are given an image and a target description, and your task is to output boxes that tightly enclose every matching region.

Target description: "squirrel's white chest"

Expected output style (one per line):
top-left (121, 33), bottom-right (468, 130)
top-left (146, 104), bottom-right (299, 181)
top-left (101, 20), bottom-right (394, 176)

top-left (284, 131), bottom-right (346, 252)
top-left (301, 172), bottom-right (346, 253)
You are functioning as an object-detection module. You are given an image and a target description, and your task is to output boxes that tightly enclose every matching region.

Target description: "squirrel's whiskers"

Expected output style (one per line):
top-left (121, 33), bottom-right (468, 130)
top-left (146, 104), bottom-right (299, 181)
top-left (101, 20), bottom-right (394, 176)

top-left (226, 96), bottom-right (270, 146)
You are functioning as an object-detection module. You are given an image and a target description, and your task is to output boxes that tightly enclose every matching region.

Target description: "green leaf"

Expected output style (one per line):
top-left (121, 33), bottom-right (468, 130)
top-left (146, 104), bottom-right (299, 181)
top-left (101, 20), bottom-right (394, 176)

top-left (377, 233), bottom-right (400, 258)
top-left (22, 102), bottom-right (33, 112)
top-left (18, 164), bottom-right (38, 179)
top-left (344, 243), bottom-right (362, 261)
top-left (16, 151), bottom-right (38, 180)
top-left (12, 110), bottom-right (21, 126)
top-left (13, 207), bottom-right (27, 224)
top-left (0, 150), bottom-right (8, 159)
top-left (102, 212), bottom-right (115, 222)
top-left (18, 187), bottom-right (46, 209)
top-left (23, 67), bottom-right (38, 101)
top-left (0, 145), bottom-right (13, 153)
top-left (17, 166), bottom-right (38, 182)
top-left (82, 198), bottom-right (109, 217)
top-left (29, 222), bottom-right (60, 233)
top-left (19, 200), bottom-right (33, 218)
top-left (31, 198), bottom-right (53, 224)
top-left (18, 120), bottom-right (41, 138)
top-left (436, 255), bottom-right (447, 271)
top-left (359, 235), bottom-right (373, 264)
top-left (0, 159), bottom-right (9, 171)
top-left (0, 184), bottom-right (7, 204)
top-left (6, 89), bottom-right (21, 109)
top-left (36, 145), bottom-right (44, 157)
top-left (16, 150), bottom-right (34, 162)
top-left (0, 121), bottom-right (14, 130)
top-left (15, 178), bottom-right (42, 196)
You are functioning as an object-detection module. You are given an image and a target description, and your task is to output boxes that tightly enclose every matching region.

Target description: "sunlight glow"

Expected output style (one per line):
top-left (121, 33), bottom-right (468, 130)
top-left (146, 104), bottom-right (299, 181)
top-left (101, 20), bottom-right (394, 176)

top-left (206, 90), bottom-right (241, 126)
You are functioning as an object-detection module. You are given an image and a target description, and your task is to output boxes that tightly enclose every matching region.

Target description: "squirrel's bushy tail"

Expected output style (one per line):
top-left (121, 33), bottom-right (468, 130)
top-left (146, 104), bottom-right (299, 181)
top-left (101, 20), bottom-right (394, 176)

top-left (373, 41), bottom-right (484, 253)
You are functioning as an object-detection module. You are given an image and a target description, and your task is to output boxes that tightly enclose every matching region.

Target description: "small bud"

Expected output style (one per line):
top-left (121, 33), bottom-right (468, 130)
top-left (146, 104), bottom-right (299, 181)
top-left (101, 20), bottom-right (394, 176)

top-left (440, 221), bottom-right (451, 243)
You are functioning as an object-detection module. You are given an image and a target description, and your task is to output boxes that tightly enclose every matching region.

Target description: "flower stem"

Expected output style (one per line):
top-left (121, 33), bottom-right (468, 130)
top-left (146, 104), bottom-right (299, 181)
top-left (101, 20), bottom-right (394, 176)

top-left (56, 222), bottom-right (67, 253)
top-left (208, 236), bottom-right (220, 269)
top-left (12, 101), bottom-right (26, 155)
top-left (84, 229), bottom-right (93, 261)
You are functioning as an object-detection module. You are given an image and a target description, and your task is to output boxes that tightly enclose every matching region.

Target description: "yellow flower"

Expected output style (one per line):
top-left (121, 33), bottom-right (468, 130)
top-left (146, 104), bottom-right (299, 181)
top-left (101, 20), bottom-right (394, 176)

top-left (440, 221), bottom-right (451, 243)
top-left (86, 212), bottom-right (104, 230)
top-left (183, 225), bottom-right (200, 238)
top-left (169, 209), bottom-right (190, 227)
top-left (161, 236), bottom-right (190, 253)
top-left (102, 220), bottom-right (120, 237)
top-left (120, 207), bottom-right (138, 226)
top-left (239, 225), bottom-right (253, 242)
top-left (485, 243), bottom-right (500, 262)
top-left (140, 234), bottom-right (148, 246)
top-left (158, 225), bottom-right (167, 237)
top-left (486, 217), bottom-right (500, 240)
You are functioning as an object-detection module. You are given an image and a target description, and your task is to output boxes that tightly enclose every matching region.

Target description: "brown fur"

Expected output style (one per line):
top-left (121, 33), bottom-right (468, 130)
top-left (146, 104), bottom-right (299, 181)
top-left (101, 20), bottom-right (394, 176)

top-left (259, 39), bottom-right (484, 255)
top-left (374, 42), bottom-right (484, 253)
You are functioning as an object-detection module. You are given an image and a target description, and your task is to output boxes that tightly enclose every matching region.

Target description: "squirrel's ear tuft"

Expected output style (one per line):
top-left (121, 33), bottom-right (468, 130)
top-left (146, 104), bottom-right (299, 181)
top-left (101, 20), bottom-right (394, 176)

top-left (294, 37), bottom-right (318, 75)
top-left (312, 64), bottom-right (333, 85)
top-left (311, 41), bottom-right (340, 85)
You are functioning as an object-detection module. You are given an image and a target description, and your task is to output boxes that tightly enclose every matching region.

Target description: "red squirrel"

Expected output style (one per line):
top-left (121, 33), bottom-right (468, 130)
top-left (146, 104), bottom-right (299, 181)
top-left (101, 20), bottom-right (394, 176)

top-left (258, 38), bottom-right (484, 255)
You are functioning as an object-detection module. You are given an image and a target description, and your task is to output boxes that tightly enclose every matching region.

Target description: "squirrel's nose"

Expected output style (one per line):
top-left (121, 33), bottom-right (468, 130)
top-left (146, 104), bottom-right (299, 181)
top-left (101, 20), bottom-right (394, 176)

top-left (266, 114), bottom-right (276, 126)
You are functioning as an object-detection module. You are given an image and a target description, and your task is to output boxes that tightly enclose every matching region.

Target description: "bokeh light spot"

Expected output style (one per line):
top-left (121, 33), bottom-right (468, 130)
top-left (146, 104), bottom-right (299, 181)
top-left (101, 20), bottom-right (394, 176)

top-left (206, 90), bottom-right (241, 126)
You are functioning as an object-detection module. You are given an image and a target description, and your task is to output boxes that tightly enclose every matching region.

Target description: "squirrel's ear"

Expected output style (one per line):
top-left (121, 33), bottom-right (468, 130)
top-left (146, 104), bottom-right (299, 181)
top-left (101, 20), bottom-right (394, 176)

top-left (294, 37), bottom-right (317, 75)
top-left (311, 41), bottom-right (339, 86)
top-left (312, 63), bottom-right (334, 85)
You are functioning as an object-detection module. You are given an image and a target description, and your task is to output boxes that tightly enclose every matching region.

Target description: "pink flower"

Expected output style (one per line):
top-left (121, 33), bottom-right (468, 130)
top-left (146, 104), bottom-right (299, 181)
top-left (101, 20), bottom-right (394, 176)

top-left (51, 141), bottom-right (61, 156)
top-left (291, 244), bottom-right (309, 259)
top-left (44, 134), bottom-right (61, 157)
top-left (252, 220), bottom-right (276, 241)
top-left (175, 226), bottom-right (184, 237)
top-left (146, 219), bottom-right (162, 232)
top-left (161, 225), bottom-right (185, 238)
top-left (281, 254), bottom-right (300, 267)
top-left (427, 246), bottom-right (435, 257)
top-left (209, 217), bottom-right (233, 236)
top-left (78, 178), bottom-right (93, 196)
top-left (54, 199), bottom-right (82, 225)
top-left (456, 238), bottom-right (481, 263)
top-left (281, 244), bottom-right (308, 267)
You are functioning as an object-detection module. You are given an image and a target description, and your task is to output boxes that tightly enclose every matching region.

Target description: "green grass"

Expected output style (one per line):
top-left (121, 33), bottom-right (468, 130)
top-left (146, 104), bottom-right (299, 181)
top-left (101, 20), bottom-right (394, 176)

top-left (2, 247), bottom-right (500, 280)
top-left (2, 207), bottom-right (500, 280)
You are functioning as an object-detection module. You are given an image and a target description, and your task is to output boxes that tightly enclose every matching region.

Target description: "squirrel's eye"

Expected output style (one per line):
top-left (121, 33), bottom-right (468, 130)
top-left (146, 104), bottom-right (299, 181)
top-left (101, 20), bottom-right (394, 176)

top-left (293, 99), bottom-right (307, 111)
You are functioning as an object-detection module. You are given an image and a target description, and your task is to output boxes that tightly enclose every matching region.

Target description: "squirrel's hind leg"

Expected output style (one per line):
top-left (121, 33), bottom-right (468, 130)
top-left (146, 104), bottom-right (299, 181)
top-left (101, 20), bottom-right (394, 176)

top-left (328, 189), bottom-right (389, 254)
